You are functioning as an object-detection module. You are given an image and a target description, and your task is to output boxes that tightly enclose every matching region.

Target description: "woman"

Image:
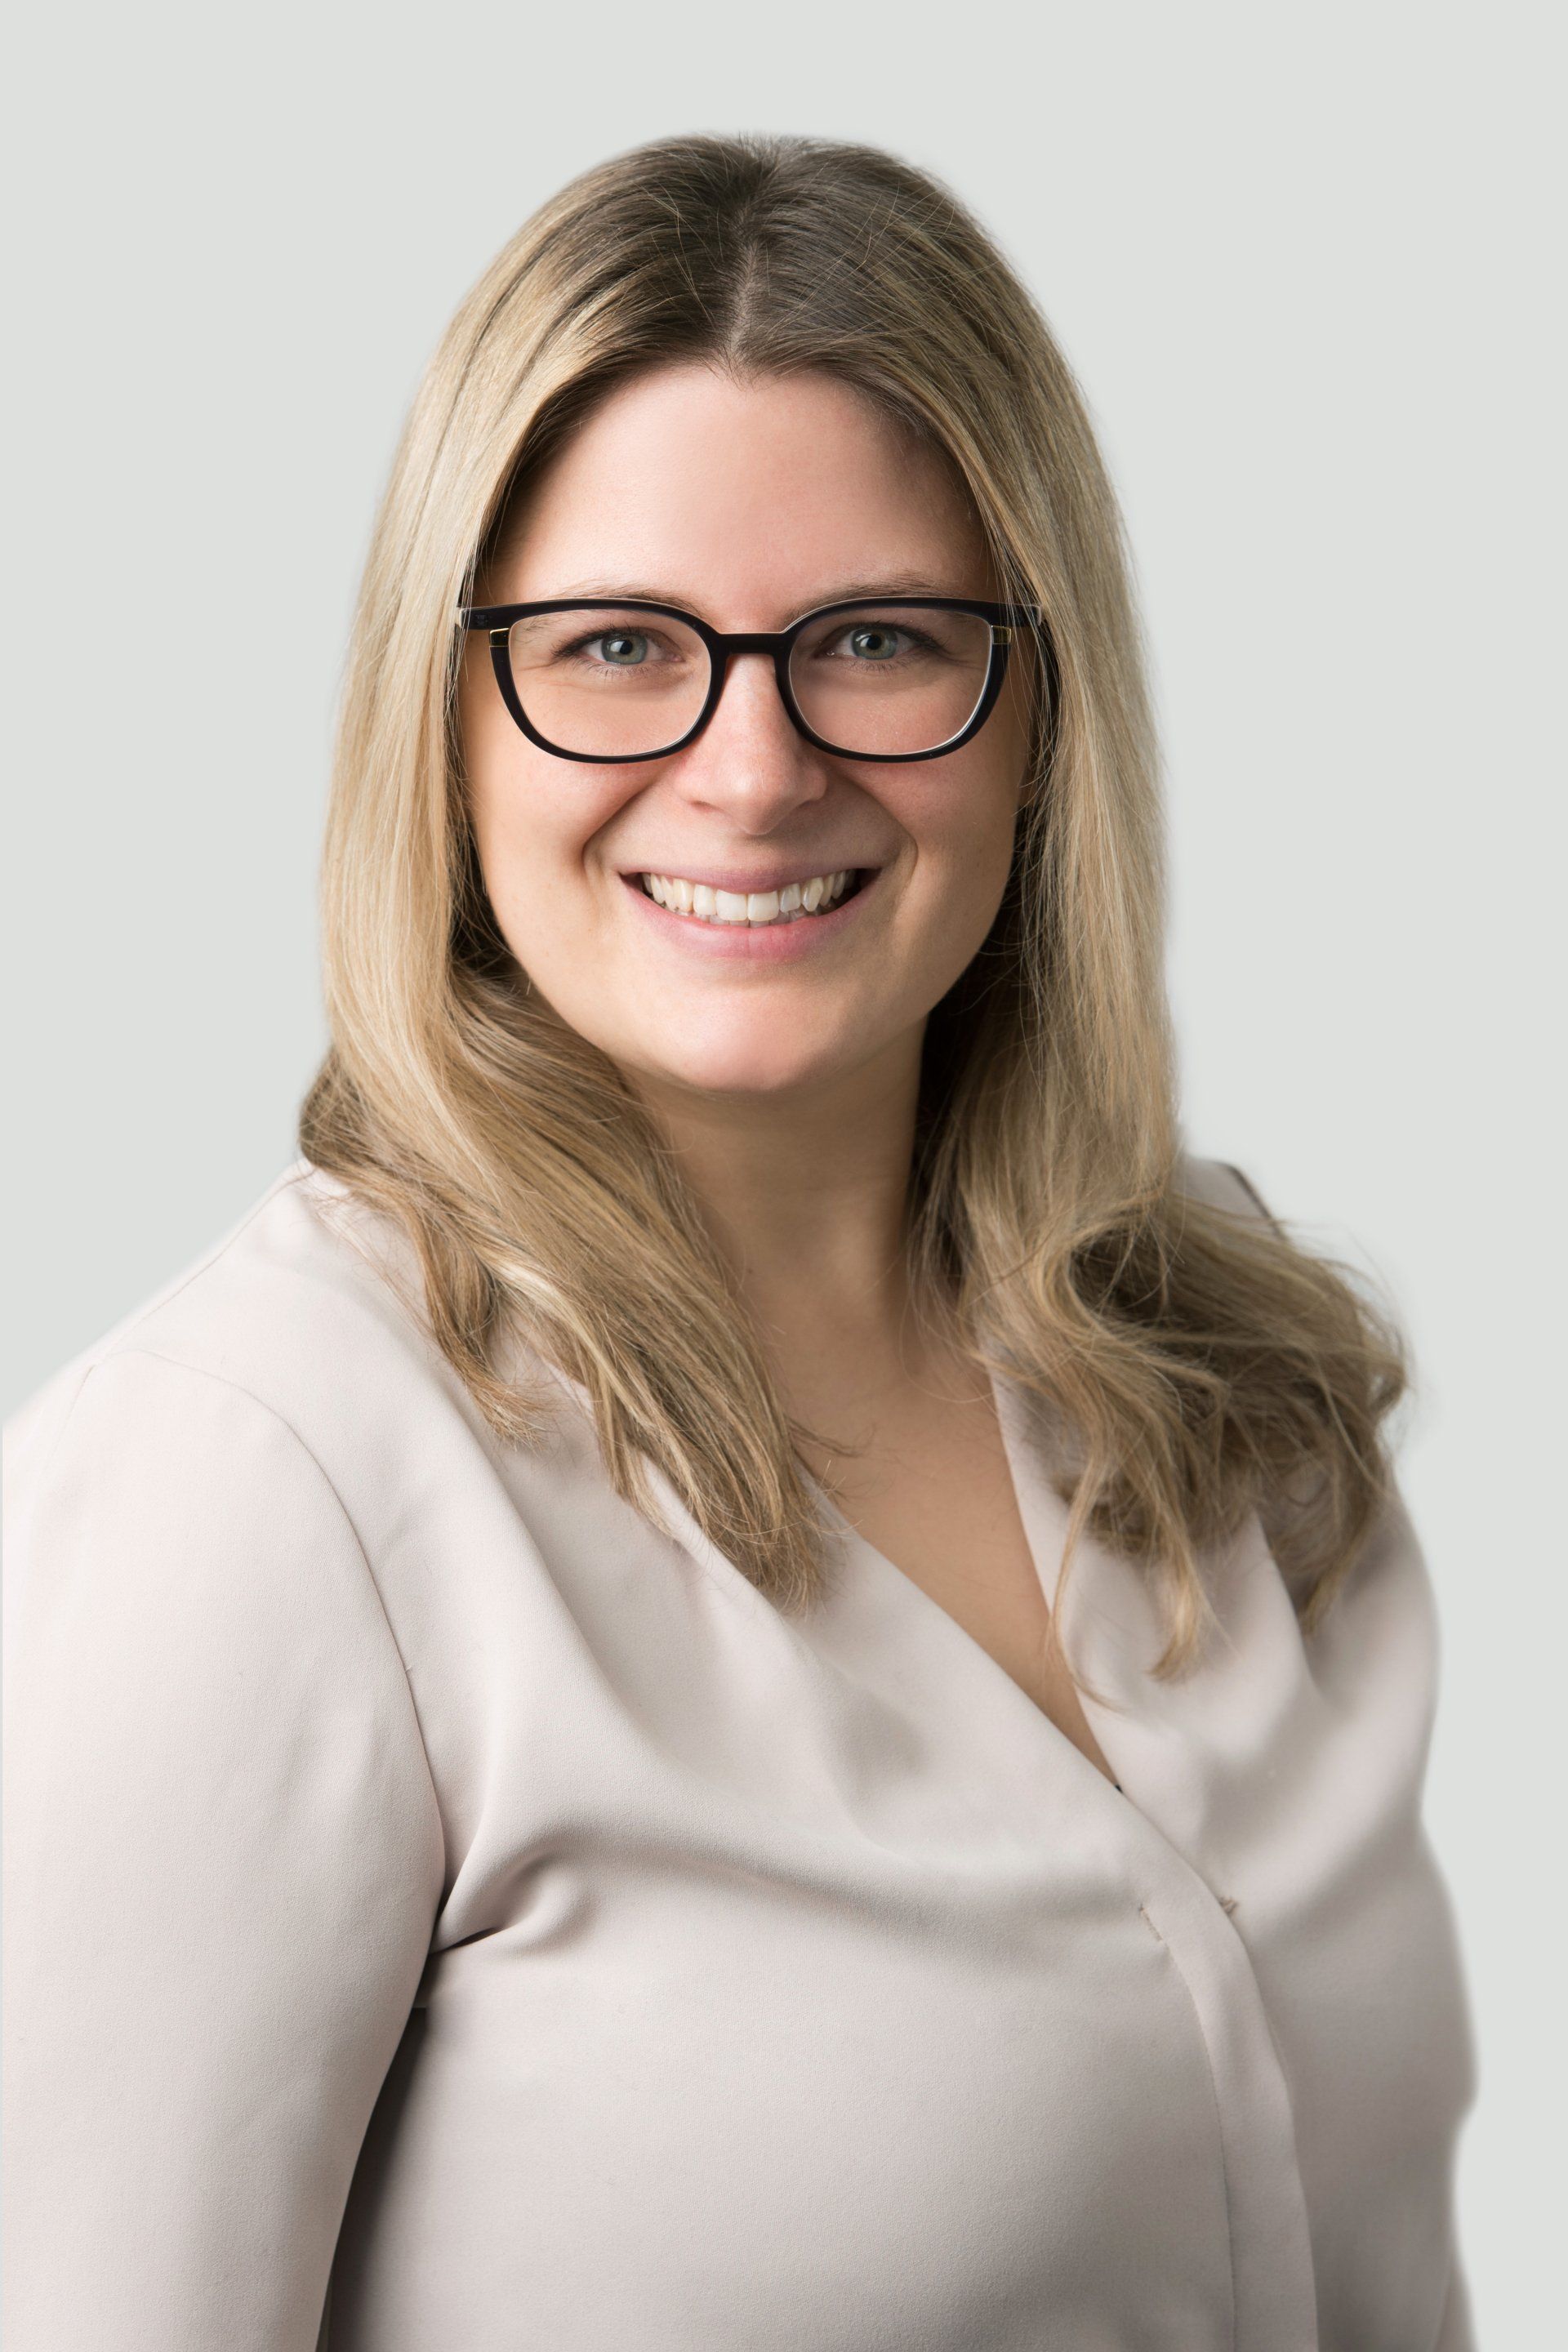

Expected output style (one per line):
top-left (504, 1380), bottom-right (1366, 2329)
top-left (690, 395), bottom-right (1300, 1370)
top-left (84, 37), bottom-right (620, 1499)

top-left (3, 132), bottom-right (1476, 2350)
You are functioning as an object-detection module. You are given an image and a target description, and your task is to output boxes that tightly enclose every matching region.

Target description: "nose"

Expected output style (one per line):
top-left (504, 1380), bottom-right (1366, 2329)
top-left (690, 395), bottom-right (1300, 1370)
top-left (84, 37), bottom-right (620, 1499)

top-left (666, 648), bottom-right (831, 831)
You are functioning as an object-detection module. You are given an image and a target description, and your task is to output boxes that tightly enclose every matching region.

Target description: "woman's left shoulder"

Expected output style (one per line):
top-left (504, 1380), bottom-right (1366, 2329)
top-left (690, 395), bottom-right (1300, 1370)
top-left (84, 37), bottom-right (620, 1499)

top-left (1174, 1149), bottom-right (1276, 1225)
top-left (1174, 1152), bottom-right (1444, 1690)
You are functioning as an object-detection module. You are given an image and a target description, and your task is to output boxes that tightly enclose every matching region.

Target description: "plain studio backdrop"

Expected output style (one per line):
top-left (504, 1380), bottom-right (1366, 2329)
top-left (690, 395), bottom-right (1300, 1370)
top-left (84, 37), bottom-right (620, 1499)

top-left (3, 2), bottom-right (1562, 2337)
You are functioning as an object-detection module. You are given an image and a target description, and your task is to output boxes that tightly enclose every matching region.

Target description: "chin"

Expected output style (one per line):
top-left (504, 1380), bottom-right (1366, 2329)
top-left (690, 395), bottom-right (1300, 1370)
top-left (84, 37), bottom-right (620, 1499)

top-left (625, 1026), bottom-right (854, 1103)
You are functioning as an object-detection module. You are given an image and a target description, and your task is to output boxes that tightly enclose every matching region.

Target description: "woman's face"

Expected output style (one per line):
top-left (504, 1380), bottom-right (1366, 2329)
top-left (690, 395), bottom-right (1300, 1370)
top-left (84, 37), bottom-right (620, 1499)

top-left (459, 363), bottom-right (1033, 1107)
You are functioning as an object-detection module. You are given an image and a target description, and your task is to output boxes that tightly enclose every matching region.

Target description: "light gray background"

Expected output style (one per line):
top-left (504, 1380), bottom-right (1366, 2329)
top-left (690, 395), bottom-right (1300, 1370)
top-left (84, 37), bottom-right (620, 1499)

top-left (6, 2), bottom-right (1562, 2336)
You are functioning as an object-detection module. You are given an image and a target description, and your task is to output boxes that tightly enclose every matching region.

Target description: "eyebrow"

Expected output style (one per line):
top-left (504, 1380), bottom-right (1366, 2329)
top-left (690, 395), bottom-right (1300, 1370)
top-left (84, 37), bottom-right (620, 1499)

top-left (542, 571), bottom-right (979, 612)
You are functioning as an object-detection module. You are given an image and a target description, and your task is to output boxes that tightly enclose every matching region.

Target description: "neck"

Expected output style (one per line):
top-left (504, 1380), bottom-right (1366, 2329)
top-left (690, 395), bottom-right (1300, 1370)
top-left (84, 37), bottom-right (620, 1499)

top-left (624, 1027), bottom-right (942, 1394)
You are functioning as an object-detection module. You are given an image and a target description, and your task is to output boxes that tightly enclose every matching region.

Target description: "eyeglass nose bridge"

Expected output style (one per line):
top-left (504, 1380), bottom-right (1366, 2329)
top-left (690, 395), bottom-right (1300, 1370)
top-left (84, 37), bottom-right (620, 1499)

top-left (714, 630), bottom-right (792, 657)
top-left (696, 630), bottom-right (808, 752)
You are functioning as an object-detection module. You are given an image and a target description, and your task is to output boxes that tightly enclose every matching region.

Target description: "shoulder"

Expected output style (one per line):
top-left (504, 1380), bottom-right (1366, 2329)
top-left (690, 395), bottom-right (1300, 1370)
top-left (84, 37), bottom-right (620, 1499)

top-left (4, 1160), bottom-right (514, 1547)
top-left (1173, 1149), bottom-right (1277, 1226)
top-left (1172, 1155), bottom-right (1445, 1684)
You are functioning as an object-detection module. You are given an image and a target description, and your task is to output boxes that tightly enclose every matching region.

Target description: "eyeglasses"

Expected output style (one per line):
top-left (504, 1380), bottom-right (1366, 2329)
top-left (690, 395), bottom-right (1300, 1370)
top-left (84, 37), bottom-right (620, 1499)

top-left (457, 595), bottom-right (1052, 764)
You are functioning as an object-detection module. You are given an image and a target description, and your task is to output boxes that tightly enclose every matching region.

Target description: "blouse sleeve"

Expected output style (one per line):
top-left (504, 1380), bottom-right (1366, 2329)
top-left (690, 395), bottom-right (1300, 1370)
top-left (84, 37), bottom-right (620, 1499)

top-left (2, 1348), bottom-right (446, 2352)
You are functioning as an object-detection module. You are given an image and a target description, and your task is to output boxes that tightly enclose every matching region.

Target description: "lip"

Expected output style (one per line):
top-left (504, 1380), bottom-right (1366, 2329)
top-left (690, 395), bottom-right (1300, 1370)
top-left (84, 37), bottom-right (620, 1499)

top-left (619, 866), bottom-right (882, 960)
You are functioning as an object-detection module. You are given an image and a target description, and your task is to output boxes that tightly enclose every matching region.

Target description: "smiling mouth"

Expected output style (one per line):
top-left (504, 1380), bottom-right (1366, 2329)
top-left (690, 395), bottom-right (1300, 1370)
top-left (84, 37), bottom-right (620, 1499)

top-left (631, 868), bottom-right (870, 926)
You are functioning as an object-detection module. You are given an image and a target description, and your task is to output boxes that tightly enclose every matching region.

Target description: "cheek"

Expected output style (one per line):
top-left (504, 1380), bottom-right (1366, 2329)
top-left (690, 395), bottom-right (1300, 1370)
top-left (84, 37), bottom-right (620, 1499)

top-left (475, 786), bottom-right (604, 942)
top-left (902, 751), bottom-right (1025, 924)
top-left (461, 683), bottom-right (622, 940)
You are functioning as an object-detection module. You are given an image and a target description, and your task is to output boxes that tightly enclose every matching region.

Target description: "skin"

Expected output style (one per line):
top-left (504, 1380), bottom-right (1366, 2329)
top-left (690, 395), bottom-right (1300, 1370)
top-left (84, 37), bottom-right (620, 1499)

top-left (459, 360), bottom-right (1115, 1780)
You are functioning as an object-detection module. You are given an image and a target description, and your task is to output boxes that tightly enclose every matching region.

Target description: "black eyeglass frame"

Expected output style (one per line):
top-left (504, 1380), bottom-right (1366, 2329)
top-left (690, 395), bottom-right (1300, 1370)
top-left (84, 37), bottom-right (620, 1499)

top-left (457, 594), bottom-right (1055, 765)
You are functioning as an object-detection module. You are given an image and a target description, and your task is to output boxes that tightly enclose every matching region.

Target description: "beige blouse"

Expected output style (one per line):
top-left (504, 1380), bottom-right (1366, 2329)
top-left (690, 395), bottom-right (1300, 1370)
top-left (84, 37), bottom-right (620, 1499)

top-left (2, 1154), bottom-right (1477, 2351)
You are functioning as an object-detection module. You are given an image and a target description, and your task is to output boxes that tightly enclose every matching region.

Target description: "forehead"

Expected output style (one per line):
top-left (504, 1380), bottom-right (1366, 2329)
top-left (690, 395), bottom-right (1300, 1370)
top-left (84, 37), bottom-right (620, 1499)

top-left (491, 363), bottom-right (991, 621)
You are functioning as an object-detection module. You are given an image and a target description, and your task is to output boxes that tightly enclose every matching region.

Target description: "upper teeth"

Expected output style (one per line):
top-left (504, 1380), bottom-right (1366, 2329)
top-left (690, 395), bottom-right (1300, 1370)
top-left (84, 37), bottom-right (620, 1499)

top-left (639, 870), bottom-right (855, 924)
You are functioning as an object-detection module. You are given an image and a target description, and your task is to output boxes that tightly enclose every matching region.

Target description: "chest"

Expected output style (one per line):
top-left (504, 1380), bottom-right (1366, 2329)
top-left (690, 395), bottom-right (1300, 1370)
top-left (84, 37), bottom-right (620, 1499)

top-left (801, 1370), bottom-right (1118, 1784)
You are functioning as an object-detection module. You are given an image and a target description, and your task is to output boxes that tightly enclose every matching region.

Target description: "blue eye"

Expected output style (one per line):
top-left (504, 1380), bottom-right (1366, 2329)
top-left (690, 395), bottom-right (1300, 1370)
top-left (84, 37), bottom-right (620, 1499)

top-left (848, 626), bottom-right (902, 662)
top-left (595, 631), bottom-right (648, 666)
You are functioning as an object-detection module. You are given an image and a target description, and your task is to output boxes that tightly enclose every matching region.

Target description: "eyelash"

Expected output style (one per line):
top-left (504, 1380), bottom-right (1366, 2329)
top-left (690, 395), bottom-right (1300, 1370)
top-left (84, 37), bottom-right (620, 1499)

top-left (559, 630), bottom-right (683, 665)
top-left (817, 625), bottom-right (939, 661)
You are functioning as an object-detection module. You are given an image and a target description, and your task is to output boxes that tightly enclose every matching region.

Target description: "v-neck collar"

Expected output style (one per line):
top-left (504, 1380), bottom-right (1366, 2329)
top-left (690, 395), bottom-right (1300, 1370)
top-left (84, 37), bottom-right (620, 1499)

top-left (532, 1347), bottom-right (1274, 1878)
top-left (540, 1349), bottom-right (1146, 1807)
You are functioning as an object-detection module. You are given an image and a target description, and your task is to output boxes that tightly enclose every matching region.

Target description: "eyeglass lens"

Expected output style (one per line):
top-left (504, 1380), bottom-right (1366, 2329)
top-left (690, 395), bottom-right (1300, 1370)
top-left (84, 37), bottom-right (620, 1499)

top-left (502, 605), bottom-right (997, 759)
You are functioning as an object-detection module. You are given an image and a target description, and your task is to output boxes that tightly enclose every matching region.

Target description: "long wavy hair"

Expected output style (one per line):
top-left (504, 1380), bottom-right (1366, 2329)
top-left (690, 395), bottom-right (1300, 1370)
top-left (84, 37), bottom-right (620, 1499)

top-left (300, 129), bottom-right (1410, 1679)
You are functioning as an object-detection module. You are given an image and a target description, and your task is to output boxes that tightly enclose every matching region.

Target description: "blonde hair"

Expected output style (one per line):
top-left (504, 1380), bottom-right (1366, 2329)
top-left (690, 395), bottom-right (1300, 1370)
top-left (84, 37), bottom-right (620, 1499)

top-left (300, 130), bottom-right (1410, 1678)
